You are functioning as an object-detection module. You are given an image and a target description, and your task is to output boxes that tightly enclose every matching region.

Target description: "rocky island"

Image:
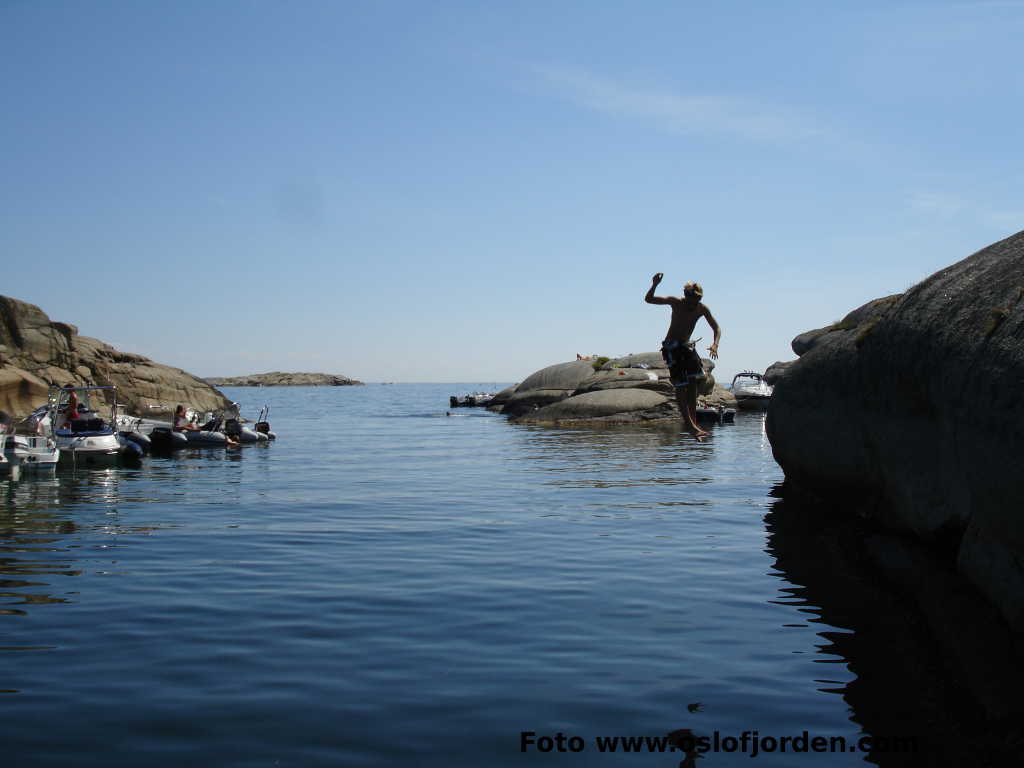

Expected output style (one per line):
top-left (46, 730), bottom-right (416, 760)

top-left (0, 295), bottom-right (230, 417)
top-left (205, 372), bottom-right (364, 387)
top-left (492, 352), bottom-right (735, 424)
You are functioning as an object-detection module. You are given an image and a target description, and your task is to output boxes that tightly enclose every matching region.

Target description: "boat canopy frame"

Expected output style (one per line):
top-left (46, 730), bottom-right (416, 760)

top-left (48, 385), bottom-right (120, 428)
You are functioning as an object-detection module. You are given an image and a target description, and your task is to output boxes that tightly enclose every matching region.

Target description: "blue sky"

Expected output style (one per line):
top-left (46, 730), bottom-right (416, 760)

top-left (3, 0), bottom-right (1022, 383)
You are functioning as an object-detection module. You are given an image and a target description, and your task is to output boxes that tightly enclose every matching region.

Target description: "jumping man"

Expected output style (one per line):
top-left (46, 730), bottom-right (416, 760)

top-left (645, 273), bottom-right (721, 440)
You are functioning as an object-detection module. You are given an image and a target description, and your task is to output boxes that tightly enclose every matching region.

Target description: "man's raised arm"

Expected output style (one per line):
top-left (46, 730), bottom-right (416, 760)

top-left (645, 272), bottom-right (671, 304)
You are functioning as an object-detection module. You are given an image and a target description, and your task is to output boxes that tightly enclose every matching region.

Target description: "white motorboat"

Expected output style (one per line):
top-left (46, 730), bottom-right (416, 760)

top-left (2, 419), bottom-right (60, 473)
top-left (730, 371), bottom-right (773, 410)
top-left (2, 407), bottom-right (60, 474)
top-left (46, 385), bottom-right (143, 465)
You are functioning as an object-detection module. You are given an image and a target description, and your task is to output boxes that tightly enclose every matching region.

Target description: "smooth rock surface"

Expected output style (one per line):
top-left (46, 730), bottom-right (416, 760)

top-left (766, 229), bottom-right (1024, 634)
top-left (504, 352), bottom-right (727, 420)
top-left (515, 360), bottom-right (597, 393)
top-left (501, 388), bottom-right (576, 418)
top-left (511, 389), bottom-right (675, 424)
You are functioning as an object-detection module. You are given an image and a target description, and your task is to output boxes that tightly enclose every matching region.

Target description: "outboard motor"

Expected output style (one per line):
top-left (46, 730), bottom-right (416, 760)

top-left (254, 405), bottom-right (276, 440)
top-left (200, 417), bottom-right (222, 433)
top-left (225, 418), bottom-right (262, 443)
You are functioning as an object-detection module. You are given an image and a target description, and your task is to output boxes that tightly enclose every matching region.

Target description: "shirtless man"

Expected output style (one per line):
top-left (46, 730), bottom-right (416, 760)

top-left (645, 273), bottom-right (721, 440)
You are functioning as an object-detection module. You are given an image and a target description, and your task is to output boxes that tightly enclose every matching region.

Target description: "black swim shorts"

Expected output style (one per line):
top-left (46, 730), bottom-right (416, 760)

top-left (661, 340), bottom-right (704, 388)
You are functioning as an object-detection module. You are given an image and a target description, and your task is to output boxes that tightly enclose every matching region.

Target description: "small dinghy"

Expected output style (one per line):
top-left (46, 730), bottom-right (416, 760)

top-left (696, 405), bottom-right (736, 425)
top-left (149, 407), bottom-right (228, 449)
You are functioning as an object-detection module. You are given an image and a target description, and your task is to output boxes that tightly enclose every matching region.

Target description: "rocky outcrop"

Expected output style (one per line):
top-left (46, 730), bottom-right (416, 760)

top-left (206, 372), bottom-right (364, 387)
top-left (503, 354), bottom-right (734, 423)
top-left (0, 295), bottom-right (231, 417)
top-left (765, 230), bottom-right (1024, 635)
top-left (762, 360), bottom-right (793, 386)
top-left (485, 384), bottom-right (519, 413)
top-left (512, 389), bottom-right (677, 425)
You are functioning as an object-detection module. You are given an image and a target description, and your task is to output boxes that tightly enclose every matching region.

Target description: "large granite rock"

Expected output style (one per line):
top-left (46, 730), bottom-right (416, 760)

top-left (498, 360), bottom-right (596, 417)
top-left (207, 372), bottom-right (364, 387)
top-left (516, 360), bottom-right (596, 392)
top-left (501, 388), bottom-right (576, 418)
top-left (0, 295), bottom-right (232, 417)
top-left (765, 230), bottom-right (1024, 634)
top-left (511, 389), bottom-right (676, 425)
top-left (502, 353), bottom-right (730, 421)
top-left (574, 367), bottom-right (667, 393)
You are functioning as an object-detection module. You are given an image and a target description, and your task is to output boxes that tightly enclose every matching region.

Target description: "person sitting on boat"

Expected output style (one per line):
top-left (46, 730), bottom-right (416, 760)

top-left (645, 273), bottom-right (722, 441)
top-left (173, 405), bottom-right (200, 432)
top-left (63, 389), bottom-right (81, 428)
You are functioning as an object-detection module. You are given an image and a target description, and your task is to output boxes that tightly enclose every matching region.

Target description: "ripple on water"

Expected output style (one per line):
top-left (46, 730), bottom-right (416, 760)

top-left (0, 388), bottom-right (874, 766)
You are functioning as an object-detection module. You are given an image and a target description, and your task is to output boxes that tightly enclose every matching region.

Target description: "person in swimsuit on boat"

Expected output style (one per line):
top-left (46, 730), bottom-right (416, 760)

top-left (173, 405), bottom-right (201, 432)
top-left (63, 388), bottom-right (81, 429)
top-left (644, 273), bottom-right (721, 441)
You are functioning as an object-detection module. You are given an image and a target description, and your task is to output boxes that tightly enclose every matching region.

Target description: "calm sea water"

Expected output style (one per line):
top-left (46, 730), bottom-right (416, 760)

top-left (2, 384), bottom-right (872, 766)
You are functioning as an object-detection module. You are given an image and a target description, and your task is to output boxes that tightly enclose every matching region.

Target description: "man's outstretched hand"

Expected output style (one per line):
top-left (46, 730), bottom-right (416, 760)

top-left (707, 343), bottom-right (719, 360)
top-left (652, 272), bottom-right (663, 286)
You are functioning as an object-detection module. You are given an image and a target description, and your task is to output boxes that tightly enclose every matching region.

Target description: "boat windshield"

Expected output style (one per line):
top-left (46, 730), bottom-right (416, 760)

top-left (732, 373), bottom-right (763, 387)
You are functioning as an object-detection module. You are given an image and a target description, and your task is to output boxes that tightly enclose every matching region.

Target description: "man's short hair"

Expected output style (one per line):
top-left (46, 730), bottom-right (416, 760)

top-left (683, 282), bottom-right (703, 299)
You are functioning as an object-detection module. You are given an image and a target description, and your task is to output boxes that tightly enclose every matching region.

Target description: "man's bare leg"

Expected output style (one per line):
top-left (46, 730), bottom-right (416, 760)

top-left (675, 385), bottom-right (709, 440)
top-left (686, 383), bottom-right (710, 438)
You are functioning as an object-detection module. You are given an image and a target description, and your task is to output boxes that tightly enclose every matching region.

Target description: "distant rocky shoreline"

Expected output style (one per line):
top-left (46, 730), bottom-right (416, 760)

top-left (205, 372), bottom-right (364, 387)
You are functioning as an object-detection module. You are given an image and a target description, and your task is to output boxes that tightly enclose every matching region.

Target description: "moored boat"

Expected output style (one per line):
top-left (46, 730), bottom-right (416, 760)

top-left (3, 429), bottom-right (60, 472)
top-left (47, 385), bottom-right (142, 465)
top-left (730, 371), bottom-right (773, 410)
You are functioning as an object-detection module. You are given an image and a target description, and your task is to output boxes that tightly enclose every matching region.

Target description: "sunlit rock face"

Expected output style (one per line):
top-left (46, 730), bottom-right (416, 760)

top-left (766, 229), bottom-right (1024, 633)
top-left (0, 295), bottom-right (231, 417)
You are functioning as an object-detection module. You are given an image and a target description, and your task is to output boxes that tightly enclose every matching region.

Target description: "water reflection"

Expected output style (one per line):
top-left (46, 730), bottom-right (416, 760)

top-left (761, 483), bottom-right (1009, 766)
top-left (516, 422), bottom-right (718, 489)
top-left (0, 463), bottom-right (205, 629)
